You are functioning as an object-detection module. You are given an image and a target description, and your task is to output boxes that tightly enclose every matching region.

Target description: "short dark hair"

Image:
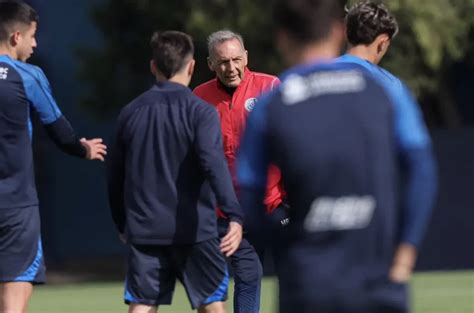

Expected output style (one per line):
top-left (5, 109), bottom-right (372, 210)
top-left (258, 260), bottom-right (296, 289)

top-left (273, 0), bottom-right (345, 44)
top-left (0, 0), bottom-right (38, 42)
top-left (150, 31), bottom-right (194, 79)
top-left (346, 1), bottom-right (398, 46)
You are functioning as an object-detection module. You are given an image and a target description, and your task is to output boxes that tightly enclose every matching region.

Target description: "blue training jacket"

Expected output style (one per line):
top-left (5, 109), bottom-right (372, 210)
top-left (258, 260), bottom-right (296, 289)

top-left (237, 59), bottom-right (437, 290)
top-left (107, 81), bottom-right (243, 245)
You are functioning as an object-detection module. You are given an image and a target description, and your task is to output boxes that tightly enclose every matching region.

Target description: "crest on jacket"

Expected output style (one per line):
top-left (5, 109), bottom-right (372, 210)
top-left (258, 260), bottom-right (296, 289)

top-left (245, 98), bottom-right (257, 112)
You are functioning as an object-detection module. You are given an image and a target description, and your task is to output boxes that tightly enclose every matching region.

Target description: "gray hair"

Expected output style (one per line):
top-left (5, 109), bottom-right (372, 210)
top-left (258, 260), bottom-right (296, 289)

top-left (207, 30), bottom-right (245, 58)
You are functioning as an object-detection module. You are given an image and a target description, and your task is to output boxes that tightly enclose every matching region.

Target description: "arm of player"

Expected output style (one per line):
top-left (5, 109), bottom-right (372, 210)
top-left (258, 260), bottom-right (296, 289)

top-left (194, 104), bottom-right (243, 256)
top-left (106, 117), bottom-right (127, 236)
top-left (390, 84), bottom-right (438, 282)
top-left (237, 92), bottom-right (273, 235)
top-left (23, 66), bottom-right (106, 160)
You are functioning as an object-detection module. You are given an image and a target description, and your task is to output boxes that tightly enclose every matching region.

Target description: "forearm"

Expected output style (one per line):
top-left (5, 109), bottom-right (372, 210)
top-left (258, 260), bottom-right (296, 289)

top-left (43, 116), bottom-right (86, 158)
top-left (400, 146), bottom-right (438, 247)
top-left (106, 150), bottom-right (126, 233)
top-left (107, 180), bottom-right (126, 233)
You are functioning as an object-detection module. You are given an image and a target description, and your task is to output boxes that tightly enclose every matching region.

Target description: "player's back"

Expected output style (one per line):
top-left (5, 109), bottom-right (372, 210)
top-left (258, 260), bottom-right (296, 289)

top-left (115, 81), bottom-right (221, 245)
top-left (0, 55), bottom-right (37, 209)
top-left (262, 63), bottom-right (403, 311)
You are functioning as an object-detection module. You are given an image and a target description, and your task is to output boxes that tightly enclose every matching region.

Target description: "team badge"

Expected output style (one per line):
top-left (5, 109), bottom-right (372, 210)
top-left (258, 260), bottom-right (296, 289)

top-left (0, 67), bottom-right (9, 80)
top-left (244, 98), bottom-right (257, 112)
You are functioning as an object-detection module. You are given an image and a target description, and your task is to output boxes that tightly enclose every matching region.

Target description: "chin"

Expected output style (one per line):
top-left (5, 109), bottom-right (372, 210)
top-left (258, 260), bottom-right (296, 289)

top-left (226, 80), bottom-right (240, 88)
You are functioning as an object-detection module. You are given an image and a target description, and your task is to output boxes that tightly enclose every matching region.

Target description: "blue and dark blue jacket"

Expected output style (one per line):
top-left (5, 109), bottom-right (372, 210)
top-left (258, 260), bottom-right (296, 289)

top-left (237, 59), bottom-right (437, 296)
top-left (0, 55), bottom-right (86, 210)
top-left (107, 81), bottom-right (243, 245)
top-left (335, 54), bottom-right (437, 247)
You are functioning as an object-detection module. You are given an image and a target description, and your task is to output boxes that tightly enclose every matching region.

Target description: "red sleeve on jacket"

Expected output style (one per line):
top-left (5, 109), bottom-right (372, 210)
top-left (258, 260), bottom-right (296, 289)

top-left (264, 164), bottom-right (285, 213)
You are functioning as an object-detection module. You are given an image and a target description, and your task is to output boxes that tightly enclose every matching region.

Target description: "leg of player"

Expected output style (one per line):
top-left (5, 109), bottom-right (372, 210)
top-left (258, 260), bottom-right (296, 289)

top-left (231, 238), bottom-right (263, 313)
top-left (0, 282), bottom-right (33, 313)
top-left (198, 301), bottom-right (226, 313)
top-left (128, 303), bottom-right (157, 313)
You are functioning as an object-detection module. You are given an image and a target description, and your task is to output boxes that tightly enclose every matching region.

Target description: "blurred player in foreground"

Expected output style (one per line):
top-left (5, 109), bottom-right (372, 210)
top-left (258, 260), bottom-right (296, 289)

top-left (237, 0), bottom-right (437, 312)
top-left (336, 0), bottom-right (437, 287)
top-left (107, 30), bottom-right (243, 313)
top-left (194, 29), bottom-right (287, 313)
top-left (0, 1), bottom-right (107, 312)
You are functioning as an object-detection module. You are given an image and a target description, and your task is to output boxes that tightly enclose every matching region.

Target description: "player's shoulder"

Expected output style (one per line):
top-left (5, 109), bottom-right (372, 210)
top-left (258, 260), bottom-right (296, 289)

top-left (191, 93), bottom-right (218, 116)
top-left (276, 61), bottom-right (387, 105)
top-left (118, 86), bottom-right (156, 120)
top-left (10, 60), bottom-right (46, 81)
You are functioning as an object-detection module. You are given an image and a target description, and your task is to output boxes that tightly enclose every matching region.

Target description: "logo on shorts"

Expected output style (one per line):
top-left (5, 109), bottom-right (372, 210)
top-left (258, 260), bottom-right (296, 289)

top-left (0, 67), bottom-right (8, 80)
top-left (244, 98), bottom-right (257, 112)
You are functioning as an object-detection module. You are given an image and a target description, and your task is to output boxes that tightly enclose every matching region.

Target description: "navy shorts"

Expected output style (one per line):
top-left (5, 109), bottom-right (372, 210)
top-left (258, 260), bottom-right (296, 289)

top-left (124, 238), bottom-right (229, 309)
top-left (0, 206), bottom-right (46, 284)
top-left (277, 242), bottom-right (408, 313)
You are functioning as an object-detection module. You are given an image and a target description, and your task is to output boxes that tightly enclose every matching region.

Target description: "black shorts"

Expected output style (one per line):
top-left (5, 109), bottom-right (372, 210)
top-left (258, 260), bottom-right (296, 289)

top-left (0, 206), bottom-right (45, 284)
top-left (124, 238), bottom-right (229, 309)
top-left (277, 242), bottom-right (408, 313)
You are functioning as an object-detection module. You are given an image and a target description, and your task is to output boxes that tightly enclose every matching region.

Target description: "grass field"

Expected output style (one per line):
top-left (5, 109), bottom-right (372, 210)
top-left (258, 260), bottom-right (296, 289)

top-left (30, 271), bottom-right (473, 313)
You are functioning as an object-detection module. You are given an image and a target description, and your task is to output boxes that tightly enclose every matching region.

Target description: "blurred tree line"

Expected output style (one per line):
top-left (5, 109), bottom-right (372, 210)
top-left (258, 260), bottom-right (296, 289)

top-left (78, 0), bottom-right (474, 127)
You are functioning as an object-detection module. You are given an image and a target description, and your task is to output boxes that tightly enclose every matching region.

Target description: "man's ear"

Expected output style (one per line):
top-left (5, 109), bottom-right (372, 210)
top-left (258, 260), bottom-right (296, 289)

top-left (10, 31), bottom-right (21, 47)
top-left (243, 50), bottom-right (249, 67)
top-left (188, 59), bottom-right (196, 77)
top-left (375, 34), bottom-right (390, 54)
top-left (207, 56), bottom-right (215, 72)
top-left (150, 59), bottom-right (157, 76)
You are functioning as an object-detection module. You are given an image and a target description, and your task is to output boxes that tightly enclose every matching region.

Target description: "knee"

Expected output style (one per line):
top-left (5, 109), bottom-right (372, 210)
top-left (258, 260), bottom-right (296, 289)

top-left (234, 258), bottom-right (263, 284)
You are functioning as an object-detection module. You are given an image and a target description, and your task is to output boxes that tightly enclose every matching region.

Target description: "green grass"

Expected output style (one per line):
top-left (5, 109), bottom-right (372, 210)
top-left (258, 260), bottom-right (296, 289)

top-left (30, 271), bottom-right (473, 313)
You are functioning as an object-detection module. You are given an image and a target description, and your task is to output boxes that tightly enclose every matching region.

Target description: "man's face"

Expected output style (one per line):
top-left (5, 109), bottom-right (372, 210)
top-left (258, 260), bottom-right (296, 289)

top-left (16, 21), bottom-right (37, 62)
top-left (208, 38), bottom-right (248, 88)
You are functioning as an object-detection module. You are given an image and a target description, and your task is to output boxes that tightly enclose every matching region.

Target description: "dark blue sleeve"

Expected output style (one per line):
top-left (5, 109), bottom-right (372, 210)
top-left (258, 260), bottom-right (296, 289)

top-left (194, 103), bottom-right (243, 225)
top-left (107, 113), bottom-right (126, 233)
top-left (237, 91), bottom-right (273, 231)
top-left (392, 82), bottom-right (438, 247)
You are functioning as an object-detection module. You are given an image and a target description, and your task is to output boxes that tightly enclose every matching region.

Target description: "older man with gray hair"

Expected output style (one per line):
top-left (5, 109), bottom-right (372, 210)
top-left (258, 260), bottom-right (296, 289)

top-left (194, 29), bottom-right (288, 313)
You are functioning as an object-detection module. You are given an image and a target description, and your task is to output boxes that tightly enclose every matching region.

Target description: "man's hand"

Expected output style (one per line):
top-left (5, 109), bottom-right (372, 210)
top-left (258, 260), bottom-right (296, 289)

top-left (220, 221), bottom-right (242, 257)
top-left (80, 138), bottom-right (107, 161)
top-left (268, 201), bottom-right (290, 228)
top-left (389, 243), bottom-right (417, 283)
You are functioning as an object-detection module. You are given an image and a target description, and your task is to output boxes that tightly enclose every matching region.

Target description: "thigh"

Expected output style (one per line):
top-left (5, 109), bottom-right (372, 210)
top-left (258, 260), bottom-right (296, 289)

top-left (0, 207), bottom-right (45, 284)
top-left (125, 245), bottom-right (176, 306)
top-left (175, 238), bottom-right (229, 310)
top-left (230, 236), bottom-right (262, 283)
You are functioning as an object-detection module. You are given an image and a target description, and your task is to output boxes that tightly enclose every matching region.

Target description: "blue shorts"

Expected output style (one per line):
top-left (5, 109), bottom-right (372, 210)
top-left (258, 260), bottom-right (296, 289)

top-left (124, 238), bottom-right (229, 309)
top-left (0, 206), bottom-right (45, 284)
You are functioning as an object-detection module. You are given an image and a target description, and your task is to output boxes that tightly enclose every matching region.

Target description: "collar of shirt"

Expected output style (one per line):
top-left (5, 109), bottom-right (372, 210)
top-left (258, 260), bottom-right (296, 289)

top-left (153, 80), bottom-right (191, 92)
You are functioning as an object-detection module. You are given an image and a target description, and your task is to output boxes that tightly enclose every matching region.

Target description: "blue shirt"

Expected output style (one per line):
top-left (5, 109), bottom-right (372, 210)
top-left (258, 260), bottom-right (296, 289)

top-left (0, 55), bottom-right (63, 209)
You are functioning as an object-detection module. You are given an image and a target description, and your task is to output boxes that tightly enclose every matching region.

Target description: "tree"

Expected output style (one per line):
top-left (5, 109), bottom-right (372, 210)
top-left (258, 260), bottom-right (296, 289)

top-left (78, 0), bottom-right (474, 127)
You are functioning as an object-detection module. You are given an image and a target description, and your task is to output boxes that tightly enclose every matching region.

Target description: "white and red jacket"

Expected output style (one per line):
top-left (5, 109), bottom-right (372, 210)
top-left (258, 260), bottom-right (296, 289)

top-left (194, 68), bottom-right (284, 215)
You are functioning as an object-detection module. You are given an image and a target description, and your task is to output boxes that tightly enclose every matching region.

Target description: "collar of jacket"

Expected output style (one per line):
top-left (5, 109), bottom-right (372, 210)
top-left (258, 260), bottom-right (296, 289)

top-left (216, 67), bottom-right (252, 95)
top-left (154, 80), bottom-right (191, 92)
